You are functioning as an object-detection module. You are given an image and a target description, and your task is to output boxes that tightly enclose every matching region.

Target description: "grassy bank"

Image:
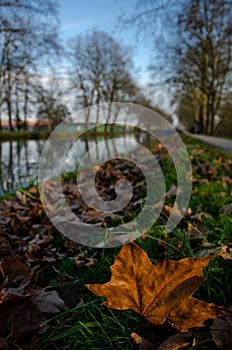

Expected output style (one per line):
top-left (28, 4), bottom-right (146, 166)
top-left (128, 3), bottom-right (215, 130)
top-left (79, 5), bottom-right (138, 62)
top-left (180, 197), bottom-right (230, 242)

top-left (0, 130), bottom-right (51, 140)
top-left (0, 135), bottom-right (231, 349)
top-left (40, 136), bottom-right (232, 349)
top-left (0, 129), bottom-right (143, 141)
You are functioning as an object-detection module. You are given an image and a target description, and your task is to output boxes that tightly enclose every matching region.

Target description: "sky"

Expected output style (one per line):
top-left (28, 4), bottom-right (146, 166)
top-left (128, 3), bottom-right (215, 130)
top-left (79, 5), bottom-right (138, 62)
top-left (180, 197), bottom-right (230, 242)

top-left (59, 0), bottom-right (152, 81)
top-left (58, 0), bottom-right (177, 118)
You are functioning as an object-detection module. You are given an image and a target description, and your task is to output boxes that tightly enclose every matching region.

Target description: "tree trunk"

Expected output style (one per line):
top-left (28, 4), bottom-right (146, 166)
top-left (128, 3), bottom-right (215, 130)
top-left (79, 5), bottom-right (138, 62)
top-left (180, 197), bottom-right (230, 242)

top-left (23, 77), bottom-right (29, 130)
top-left (198, 105), bottom-right (203, 132)
top-left (210, 93), bottom-right (215, 135)
top-left (7, 98), bottom-right (14, 131)
top-left (15, 88), bottom-right (21, 130)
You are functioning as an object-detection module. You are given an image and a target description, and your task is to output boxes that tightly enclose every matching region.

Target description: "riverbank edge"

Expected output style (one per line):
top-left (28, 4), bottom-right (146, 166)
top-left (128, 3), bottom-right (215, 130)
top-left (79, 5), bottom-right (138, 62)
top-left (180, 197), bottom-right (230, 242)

top-left (0, 129), bottom-right (144, 141)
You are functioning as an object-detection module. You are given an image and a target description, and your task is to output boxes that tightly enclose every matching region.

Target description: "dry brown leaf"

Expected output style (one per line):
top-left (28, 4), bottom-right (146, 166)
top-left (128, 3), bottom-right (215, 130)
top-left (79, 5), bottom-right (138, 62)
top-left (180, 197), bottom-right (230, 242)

top-left (156, 332), bottom-right (195, 350)
top-left (220, 203), bottom-right (232, 216)
top-left (162, 202), bottom-right (182, 222)
top-left (164, 184), bottom-right (182, 199)
top-left (0, 287), bottom-right (66, 338)
top-left (130, 332), bottom-right (156, 349)
top-left (0, 237), bottom-right (12, 259)
top-left (155, 202), bottom-right (183, 228)
top-left (86, 242), bottom-right (229, 332)
top-left (211, 313), bottom-right (232, 350)
top-left (187, 223), bottom-right (205, 240)
top-left (0, 337), bottom-right (9, 350)
top-left (0, 255), bottom-right (30, 285)
top-left (74, 253), bottom-right (96, 267)
top-left (0, 293), bottom-right (45, 336)
top-left (16, 191), bottom-right (27, 205)
top-left (0, 288), bottom-right (28, 303)
top-left (32, 289), bottom-right (66, 313)
top-left (198, 243), bottom-right (232, 260)
top-left (28, 186), bottom-right (39, 195)
top-left (219, 245), bottom-right (232, 260)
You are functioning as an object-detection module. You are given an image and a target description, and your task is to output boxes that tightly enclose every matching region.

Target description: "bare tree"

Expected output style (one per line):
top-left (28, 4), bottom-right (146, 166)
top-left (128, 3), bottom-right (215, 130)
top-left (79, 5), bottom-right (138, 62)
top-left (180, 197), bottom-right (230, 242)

top-left (216, 91), bottom-right (232, 136)
top-left (175, 0), bottom-right (232, 134)
top-left (35, 69), bottom-right (69, 132)
top-left (0, 0), bottom-right (60, 131)
top-left (66, 30), bottom-right (139, 129)
top-left (36, 98), bottom-right (70, 132)
top-left (122, 0), bottom-right (232, 135)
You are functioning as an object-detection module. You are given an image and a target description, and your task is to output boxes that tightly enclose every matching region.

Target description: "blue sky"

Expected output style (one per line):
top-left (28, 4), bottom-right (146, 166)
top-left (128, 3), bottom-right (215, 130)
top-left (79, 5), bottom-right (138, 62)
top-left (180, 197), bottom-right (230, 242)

top-left (59, 0), bottom-right (152, 81)
top-left (58, 1), bottom-right (177, 117)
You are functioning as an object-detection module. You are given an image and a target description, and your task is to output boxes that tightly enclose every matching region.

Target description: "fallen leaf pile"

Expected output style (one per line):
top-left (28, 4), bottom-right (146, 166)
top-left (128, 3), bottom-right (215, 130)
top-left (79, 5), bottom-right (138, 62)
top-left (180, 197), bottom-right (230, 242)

top-left (63, 158), bottom-right (147, 226)
top-left (86, 242), bottom-right (229, 332)
top-left (0, 141), bottom-right (231, 349)
top-left (0, 187), bottom-right (73, 262)
top-left (0, 187), bottom-right (82, 348)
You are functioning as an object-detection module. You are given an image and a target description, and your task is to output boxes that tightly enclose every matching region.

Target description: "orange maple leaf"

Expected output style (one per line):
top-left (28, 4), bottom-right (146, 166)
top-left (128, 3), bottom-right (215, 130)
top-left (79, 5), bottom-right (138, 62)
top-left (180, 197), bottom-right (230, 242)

top-left (86, 242), bottom-right (229, 332)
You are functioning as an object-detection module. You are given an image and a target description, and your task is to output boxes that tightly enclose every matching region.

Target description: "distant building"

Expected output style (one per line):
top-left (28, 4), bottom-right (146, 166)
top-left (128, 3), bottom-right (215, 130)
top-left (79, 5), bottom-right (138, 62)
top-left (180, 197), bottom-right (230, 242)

top-left (1, 120), bottom-right (132, 133)
top-left (1, 120), bottom-right (50, 131)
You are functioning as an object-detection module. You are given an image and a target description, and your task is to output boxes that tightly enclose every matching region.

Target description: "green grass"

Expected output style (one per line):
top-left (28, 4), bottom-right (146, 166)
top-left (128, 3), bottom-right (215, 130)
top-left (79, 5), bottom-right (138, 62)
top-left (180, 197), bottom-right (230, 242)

top-left (38, 233), bottom-right (231, 349)
top-left (1, 134), bottom-right (231, 349)
top-left (0, 179), bottom-right (38, 201)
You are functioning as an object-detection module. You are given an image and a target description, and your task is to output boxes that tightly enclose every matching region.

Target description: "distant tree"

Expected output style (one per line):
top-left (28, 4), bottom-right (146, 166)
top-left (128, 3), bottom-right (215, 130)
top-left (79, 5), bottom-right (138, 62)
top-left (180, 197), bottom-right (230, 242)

top-left (122, 0), bottom-right (232, 135)
top-left (36, 99), bottom-right (70, 132)
top-left (175, 0), bottom-right (231, 134)
top-left (0, 0), bottom-right (60, 131)
top-left (35, 71), bottom-right (70, 132)
top-left (215, 92), bottom-right (232, 136)
top-left (132, 93), bottom-right (173, 123)
top-left (176, 95), bottom-right (196, 130)
top-left (66, 30), bottom-right (138, 128)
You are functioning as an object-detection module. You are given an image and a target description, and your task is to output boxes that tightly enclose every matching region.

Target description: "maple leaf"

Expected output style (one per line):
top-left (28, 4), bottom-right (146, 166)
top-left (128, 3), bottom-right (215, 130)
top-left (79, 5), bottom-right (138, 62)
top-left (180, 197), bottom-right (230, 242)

top-left (86, 242), bottom-right (229, 332)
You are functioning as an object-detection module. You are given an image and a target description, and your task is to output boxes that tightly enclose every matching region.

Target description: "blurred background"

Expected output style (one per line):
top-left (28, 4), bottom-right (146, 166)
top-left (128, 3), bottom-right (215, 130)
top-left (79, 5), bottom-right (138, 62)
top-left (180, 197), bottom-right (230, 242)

top-left (0, 0), bottom-right (231, 192)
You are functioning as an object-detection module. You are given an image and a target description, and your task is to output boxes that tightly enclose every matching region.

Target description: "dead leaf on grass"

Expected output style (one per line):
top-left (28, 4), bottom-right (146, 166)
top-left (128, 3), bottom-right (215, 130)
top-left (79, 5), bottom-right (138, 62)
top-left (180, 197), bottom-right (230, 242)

top-left (211, 313), bottom-right (232, 350)
top-left (156, 332), bottom-right (195, 350)
top-left (86, 242), bottom-right (229, 332)
top-left (74, 253), bottom-right (96, 267)
top-left (0, 255), bottom-right (30, 286)
top-left (0, 287), bottom-right (66, 338)
top-left (187, 223), bottom-right (206, 240)
top-left (0, 337), bottom-right (9, 350)
top-left (0, 292), bottom-right (46, 336)
top-left (0, 237), bottom-right (12, 258)
top-left (198, 243), bottom-right (232, 260)
top-left (16, 191), bottom-right (27, 205)
top-left (130, 332), bottom-right (156, 349)
top-left (220, 203), bottom-right (232, 216)
top-left (164, 184), bottom-right (182, 199)
top-left (32, 289), bottom-right (66, 313)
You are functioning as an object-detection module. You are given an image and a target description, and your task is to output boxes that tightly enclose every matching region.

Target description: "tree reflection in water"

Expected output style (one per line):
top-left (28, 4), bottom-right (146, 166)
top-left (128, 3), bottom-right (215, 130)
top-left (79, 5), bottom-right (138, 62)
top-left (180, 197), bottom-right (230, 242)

top-left (0, 133), bottom-right (146, 195)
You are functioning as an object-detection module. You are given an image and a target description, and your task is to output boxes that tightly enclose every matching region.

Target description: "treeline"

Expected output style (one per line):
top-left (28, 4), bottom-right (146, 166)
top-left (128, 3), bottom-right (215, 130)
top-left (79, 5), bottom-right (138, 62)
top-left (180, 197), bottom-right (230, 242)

top-left (0, 0), bottom-right (162, 132)
top-left (0, 0), bottom-right (231, 135)
top-left (124, 0), bottom-right (231, 136)
top-left (0, 0), bottom-right (60, 131)
top-left (175, 0), bottom-right (231, 135)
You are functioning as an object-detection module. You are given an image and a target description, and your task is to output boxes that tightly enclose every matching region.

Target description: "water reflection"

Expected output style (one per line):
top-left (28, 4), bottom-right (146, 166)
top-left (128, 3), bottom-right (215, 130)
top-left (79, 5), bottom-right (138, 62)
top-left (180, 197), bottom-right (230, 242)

top-left (0, 140), bottom-right (45, 194)
top-left (0, 134), bottom-right (146, 195)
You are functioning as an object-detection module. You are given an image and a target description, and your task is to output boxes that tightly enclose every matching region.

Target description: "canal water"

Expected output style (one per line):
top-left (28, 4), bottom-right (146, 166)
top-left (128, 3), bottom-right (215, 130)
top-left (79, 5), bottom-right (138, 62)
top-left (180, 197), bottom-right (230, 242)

top-left (0, 134), bottom-right (147, 195)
